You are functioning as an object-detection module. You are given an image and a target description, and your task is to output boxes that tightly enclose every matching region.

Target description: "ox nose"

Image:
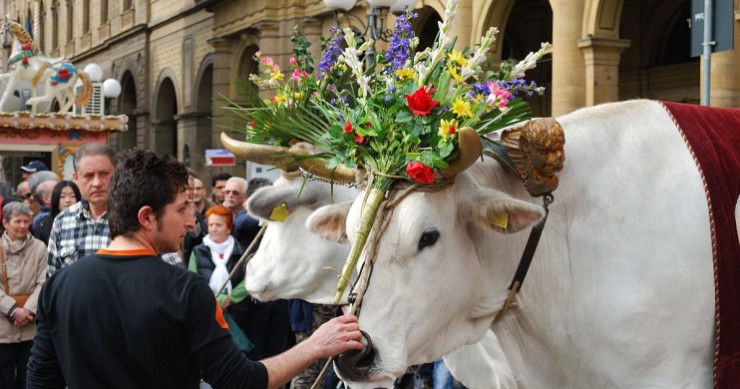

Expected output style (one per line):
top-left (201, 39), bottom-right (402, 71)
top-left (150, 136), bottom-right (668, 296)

top-left (334, 330), bottom-right (376, 382)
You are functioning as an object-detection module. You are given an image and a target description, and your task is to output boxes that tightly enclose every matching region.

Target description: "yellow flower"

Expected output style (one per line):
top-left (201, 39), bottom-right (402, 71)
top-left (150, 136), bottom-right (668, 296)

top-left (451, 97), bottom-right (473, 118)
top-left (447, 50), bottom-right (468, 67)
top-left (472, 93), bottom-right (486, 105)
top-left (273, 94), bottom-right (287, 105)
top-left (447, 65), bottom-right (464, 83)
top-left (438, 118), bottom-right (458, 139)
top-left (395, 68), bottom-right (414, 81)
top-left (270, 70), bottom-right (284, 81)
top-left (336, 63), bottom-right (348, 72)
top-left (293, 92), bottom-right (304, 99)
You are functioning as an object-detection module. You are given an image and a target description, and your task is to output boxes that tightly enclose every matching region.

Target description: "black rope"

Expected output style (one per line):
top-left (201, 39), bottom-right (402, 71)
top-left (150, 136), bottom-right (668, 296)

top-left (508, 194), bottom-right (553, 291)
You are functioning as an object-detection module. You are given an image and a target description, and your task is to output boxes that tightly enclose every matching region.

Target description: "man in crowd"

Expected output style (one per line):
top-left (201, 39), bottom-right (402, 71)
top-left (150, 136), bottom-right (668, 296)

top-left (16, 180), bottom-right (37, 217)
top-left (193, 177), bottom-right (212, 214)
top-left (20, 160), bottom-right (48, 182)
top-left (222, 177), bottom-right (254, 249)
top-left (29, 170), bottom-right (59, 238)
top-left (47, 144), bottom-right (181, 277)
top-left (211, 172), bottom-right (231, 206)
top-left (182, 171), bottom-right (208, 264)
top-left (26, 148), bottom-right (362, 389)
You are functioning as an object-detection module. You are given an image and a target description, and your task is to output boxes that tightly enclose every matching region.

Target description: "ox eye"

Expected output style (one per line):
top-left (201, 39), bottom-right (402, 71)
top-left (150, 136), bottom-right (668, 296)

top-left (418, 228), bottom-right (440, 251)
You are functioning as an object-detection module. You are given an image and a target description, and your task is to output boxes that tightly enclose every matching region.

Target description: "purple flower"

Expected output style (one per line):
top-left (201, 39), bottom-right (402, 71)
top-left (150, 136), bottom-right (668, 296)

top-left (473, 82), bottom-right (491, 95)
top-left (318, 29), bottom-right (344, 76)
top-left (385, 10), bottom-right (416, 74)
top-left (498, 78), bottom-right (542, 97)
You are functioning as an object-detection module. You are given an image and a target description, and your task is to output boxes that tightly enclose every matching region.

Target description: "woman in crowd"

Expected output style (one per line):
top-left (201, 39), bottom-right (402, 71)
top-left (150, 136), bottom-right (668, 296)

top-left (34, 181), bottom-right (81, 244)
top-left (188, 205), bottom-right (252, 353)
top-left (0, 202), bottom-right (47, 388)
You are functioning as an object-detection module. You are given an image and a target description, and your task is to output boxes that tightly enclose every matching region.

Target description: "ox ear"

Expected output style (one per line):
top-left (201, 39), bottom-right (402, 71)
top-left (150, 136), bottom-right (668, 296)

top-left (306, 202), bottom-right (353, 243)
top-left (247, 186), bottom-right (320, 221)
top-left (465, 189), bottom-right (545, 233)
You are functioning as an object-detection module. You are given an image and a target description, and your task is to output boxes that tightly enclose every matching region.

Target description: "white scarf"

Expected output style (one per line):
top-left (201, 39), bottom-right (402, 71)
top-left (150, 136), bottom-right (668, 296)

top-left (203, 235), bottom-right (235, 295)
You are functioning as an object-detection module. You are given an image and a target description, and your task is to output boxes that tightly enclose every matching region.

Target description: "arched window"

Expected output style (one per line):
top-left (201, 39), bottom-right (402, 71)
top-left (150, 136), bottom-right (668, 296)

top-left (39, 1), bottom-right (46, 51)
top-left (101, 0), bottom-right (108, 24)
top-left (83, 0), bottom-right (90, 33)
top-left (51, 1), bottom-right (58, 50)
top-left (66, 0), bottom-right (73, 42)
top-left (123, 0), bottom-right (133, 11)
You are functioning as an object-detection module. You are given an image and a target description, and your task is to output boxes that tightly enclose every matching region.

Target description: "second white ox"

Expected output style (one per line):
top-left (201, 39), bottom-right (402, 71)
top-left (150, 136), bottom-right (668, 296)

top-left (307, 100), bottom-right (721, 388)
top-left (245, 172), bottom-right (357, 305)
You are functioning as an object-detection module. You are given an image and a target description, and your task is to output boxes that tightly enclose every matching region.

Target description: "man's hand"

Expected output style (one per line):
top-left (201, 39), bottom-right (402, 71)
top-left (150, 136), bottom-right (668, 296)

top-left (261, 314), bottom-right (363, 389)
top-left (305, 314), bottom-right (363, 359)
top-left (12, 308), bottom-right (34, 327)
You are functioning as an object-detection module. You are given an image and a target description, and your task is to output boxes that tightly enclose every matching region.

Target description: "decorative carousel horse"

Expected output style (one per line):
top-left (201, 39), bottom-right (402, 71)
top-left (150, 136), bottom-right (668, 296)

top-left (0, 18), bottom-right (92, 112)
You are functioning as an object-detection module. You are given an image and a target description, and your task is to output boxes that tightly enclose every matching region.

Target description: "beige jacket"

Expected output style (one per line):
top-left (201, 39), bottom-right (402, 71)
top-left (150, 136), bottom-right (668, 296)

top-left (0, 232), bottom-right (47, 343)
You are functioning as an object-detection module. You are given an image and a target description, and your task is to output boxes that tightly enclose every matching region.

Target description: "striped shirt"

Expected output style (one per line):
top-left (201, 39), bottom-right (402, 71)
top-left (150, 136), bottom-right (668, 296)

top-left (47, 200), bottom-right (182, 277)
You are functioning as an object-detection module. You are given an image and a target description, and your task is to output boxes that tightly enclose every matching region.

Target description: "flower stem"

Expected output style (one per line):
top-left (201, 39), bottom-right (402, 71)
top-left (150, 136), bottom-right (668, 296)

top-left (333, 186), bottom-right (386, 304)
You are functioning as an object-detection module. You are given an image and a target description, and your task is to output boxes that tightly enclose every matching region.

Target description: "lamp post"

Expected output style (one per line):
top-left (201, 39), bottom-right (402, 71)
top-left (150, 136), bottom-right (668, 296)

top-left (79, 63), bottom-right (122, 114)
top-left (323, 0), bottom-right (418, 64)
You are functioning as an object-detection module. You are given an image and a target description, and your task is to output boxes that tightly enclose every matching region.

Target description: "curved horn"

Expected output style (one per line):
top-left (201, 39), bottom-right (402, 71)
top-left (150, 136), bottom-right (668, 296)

top-left (438, 127), bottom-right (483, 177)
top-left (220, 132), bottom-right (298, 169)
top-left (297, 156), bottom-right (357, 183)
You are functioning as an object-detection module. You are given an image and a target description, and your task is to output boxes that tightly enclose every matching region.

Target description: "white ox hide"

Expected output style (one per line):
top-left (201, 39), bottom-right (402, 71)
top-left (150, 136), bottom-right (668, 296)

top-left (248, 173), bottom-right (514, 387)
top-left (307, 100), bottom-right (716, 388)
top-left (245, 173), bottom-right (358, 304)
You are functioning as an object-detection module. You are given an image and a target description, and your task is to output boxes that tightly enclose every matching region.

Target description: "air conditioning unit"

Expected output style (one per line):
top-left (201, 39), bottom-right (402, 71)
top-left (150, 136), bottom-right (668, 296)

top-left (74, 82), bottom-right (103, 115)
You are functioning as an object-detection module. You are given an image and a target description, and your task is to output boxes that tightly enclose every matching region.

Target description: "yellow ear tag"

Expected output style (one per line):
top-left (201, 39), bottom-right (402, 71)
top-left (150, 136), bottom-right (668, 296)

top-left (269, 203), bottom-right (289, 222)
top-left (490, 212), bottom-right (509, 230)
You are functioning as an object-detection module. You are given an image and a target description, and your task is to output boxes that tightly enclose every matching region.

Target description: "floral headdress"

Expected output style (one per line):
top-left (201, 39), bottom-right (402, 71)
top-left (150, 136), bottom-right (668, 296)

top-left (222, 0), bottom-right (551, 302)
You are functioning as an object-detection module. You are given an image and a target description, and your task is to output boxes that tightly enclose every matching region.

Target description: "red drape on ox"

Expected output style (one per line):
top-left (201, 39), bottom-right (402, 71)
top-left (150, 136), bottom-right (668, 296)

top-left (661, 101), bottom-right (740, 389)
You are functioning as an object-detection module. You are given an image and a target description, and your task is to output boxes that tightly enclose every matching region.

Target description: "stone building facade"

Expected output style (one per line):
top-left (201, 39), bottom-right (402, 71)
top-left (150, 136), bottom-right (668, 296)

top-left (2, 0), bottom-right (739, 180)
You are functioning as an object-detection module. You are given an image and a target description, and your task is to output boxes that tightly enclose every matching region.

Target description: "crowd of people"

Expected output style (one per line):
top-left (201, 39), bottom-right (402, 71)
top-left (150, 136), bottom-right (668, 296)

top-left (0, 147), bottom-right (467, 389)
top-left (0, 146), bottom-right (364, 389)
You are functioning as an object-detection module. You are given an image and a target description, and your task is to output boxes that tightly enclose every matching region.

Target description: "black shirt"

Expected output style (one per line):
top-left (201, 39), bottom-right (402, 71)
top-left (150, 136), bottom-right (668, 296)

top-left (26, 250), bottom-right (269, 389)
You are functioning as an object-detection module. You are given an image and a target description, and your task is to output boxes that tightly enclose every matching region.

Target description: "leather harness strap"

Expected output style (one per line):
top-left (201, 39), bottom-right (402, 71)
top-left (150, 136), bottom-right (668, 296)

top-left (493, 193), bottom-right (553, 324)
top-left (509, 193), bottom-right (553, 291)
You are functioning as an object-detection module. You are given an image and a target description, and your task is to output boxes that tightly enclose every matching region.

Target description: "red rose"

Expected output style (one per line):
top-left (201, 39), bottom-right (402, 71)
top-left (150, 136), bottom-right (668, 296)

top-left (406, 161), bottom-right (435, 184)
top-left (354, 134), bottom-right (365, 143)
top-left (405, 86), bottom-right (439, 116)
top-left (344, 121), bottom-right (353, 134)
top-left (249, 121), bottom-right (256, 127)
top-left (58, 67), bottom-right (71, 80)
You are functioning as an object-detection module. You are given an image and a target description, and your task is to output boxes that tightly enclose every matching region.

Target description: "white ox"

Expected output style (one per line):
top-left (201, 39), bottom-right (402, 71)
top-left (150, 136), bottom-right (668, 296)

top-left (219, 135), bottom-right (516, 387)
top-left (245, 172), bottom-right (515, 387)
top-left (245, 172), bottom-right (358, 304)
top-left (307, 100), bottom-right (724, 388)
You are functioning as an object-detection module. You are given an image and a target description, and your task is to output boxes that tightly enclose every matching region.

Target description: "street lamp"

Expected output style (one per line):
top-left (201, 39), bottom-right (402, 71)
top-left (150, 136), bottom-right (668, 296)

top-left (323, 0), bottom-right (419, 63)
top-left (76, 63), bottom-right (122, 114)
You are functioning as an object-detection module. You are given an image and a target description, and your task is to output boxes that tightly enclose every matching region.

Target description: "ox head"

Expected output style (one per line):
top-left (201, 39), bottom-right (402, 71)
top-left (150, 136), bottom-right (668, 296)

top-left (307, 163), bottom-right (545, 387)
top-left (245, 173), bottom-right (358, 304)
top-left (221, 133), bottom-right (360, 304)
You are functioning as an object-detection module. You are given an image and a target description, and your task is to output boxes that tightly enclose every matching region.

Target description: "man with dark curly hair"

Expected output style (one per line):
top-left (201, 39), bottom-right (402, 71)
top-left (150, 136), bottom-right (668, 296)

top-left (27, 149), bottom-right (362, 389)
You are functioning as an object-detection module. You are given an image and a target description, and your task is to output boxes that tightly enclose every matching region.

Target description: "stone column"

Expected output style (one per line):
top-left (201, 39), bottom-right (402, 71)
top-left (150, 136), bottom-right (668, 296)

top-left (448, 0), bottom-right (473, 50)
top-left (577, 37), bottom-right (630, 106)
top-left (706, 12), bottom-right (740, 107)
top-left (208, 37), bottom-right (233, 148)
top-left (550, 0), bottom-right (586, 117)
